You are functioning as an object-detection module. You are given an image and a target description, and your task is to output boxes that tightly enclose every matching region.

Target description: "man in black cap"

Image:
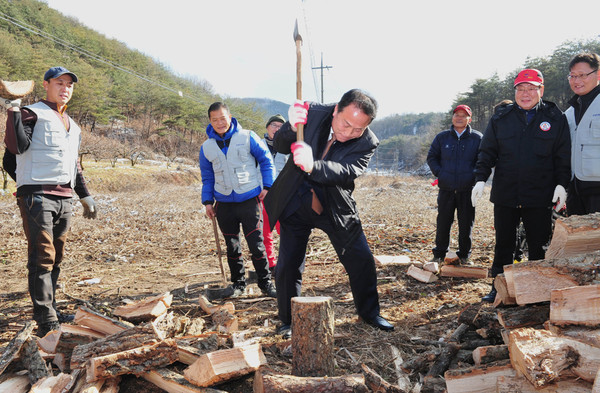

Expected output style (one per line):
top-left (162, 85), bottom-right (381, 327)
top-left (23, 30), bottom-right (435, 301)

top-left (2, 66), bottom-right (98, 337)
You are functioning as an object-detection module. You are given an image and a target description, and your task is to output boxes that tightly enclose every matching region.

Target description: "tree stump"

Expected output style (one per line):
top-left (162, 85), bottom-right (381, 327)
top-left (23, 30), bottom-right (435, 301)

top-left (291, 296), bottom-right (335, 377)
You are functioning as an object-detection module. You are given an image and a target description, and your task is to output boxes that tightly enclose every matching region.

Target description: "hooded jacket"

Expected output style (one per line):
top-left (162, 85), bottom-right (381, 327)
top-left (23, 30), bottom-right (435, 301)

top-left (264, 102), bottom-right (378, 252)
top-left (474, 101), bottom-right (571, 208)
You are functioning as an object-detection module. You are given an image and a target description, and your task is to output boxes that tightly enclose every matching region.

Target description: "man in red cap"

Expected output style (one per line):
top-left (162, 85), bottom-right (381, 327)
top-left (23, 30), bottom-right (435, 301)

top-left (472, 69), bottom-right (571, 302)
top-left (427, 105), bottom-right (482, 265)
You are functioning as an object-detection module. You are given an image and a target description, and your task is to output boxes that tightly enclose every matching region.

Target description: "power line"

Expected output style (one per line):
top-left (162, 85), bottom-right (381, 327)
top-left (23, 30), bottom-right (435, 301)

top-left (0, 11), bottom-right (208, 105)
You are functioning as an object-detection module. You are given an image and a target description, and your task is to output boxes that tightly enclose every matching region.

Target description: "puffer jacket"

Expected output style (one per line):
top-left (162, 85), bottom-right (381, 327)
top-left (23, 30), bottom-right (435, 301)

top-left (474, 101), bottom-right (571, 208)
top-left (427, 125), bottom-right (482, 192)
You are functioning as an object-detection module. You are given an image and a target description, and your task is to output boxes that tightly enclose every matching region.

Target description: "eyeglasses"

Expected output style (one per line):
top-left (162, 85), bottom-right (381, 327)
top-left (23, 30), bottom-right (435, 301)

top-left (567, 69), bottom-right (598, 81)
top-left (515, 86), bottom-right (540, 93)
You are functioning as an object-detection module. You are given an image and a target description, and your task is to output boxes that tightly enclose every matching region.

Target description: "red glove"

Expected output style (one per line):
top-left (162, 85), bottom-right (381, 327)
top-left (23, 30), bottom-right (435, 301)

top-left (291, 141), bottom-right (314, 173)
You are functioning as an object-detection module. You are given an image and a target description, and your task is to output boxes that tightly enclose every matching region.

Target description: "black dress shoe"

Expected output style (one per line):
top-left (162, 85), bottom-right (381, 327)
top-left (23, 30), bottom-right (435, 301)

top-left (277, 324), bottom-right (292, 339)
top-left (364, 315), bottom-right (394, 331)
top-left (56, 311), bottom-right (75, 323)
top-left (482, 287), bottom-right (497, 303)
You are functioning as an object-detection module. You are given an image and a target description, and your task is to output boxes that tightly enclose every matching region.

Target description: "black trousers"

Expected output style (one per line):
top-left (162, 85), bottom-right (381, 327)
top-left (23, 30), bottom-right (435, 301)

top-left (433, 189), bottom-right (475, 259)
top-left (275, 195), bottom-right (380, 325)
top-left (490, 205), bottom-right (552, 277)
top-left (567, 178), bottom-right (600, 216)
top-left (215, 198), bottom-right (270, 286)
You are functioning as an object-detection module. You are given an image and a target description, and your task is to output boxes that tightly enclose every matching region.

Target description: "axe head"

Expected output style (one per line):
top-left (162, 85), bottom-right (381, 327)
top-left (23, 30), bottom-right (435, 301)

top-left (293, 19), bottom-right (303, 44)
top-left (0, 80), bottom-right (35, 100)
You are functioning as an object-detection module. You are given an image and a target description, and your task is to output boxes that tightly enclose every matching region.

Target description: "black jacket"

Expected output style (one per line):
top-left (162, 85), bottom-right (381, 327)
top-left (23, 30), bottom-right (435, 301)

top-left (474, 101), bottom-right (571, 208)
top-left (264, 102), bottom-right (378, 251)
top-left (427, 125), bottom-right (482, 192)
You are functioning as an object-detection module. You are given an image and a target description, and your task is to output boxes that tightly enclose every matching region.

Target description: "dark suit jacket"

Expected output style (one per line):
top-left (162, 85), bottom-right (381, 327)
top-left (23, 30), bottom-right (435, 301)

top-left (264, 102), bottom-right (379, 252)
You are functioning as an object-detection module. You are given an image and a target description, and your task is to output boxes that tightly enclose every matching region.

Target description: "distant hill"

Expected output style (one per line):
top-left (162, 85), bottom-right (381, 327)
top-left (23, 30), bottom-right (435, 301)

top-left (239, 98), bottom-right (290, 123)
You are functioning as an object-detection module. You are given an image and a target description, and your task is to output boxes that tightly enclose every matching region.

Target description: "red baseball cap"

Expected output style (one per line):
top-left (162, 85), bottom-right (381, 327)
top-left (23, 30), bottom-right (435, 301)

top-left (514, 68), bottom-right (543, 87)
top-left (453, 104), bottom-right (472, 117)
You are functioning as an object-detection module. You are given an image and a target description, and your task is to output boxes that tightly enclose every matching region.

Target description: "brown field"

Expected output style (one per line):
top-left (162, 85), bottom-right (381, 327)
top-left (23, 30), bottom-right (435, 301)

top-left (0, 160), bottom-right (498, 392)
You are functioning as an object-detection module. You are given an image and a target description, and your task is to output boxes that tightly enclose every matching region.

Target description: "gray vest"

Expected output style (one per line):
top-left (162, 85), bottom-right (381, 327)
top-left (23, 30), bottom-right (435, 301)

top-left (565, 95), bottom-right (600, 181)
top-left (16, 102), bottom-right (81, 188)
top-left (202, 129), bottom-right (261, 195)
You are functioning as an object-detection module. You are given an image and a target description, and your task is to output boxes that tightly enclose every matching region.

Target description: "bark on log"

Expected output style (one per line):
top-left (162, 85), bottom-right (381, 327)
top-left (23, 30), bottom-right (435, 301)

top-left (86, 339), bottom-right (179, 382)
top-left (211, 308), bottom-right (238, 333)
top-left (0, 321), bottom-right (35, 376)
top-left (183, 343), bottom-right (266, 387)
top-left (497, 375), bottom-right (593, 392)
top-left (545, 322), bottom-right (600, 347)
top-left (406, 265), bottom-right (438, 283)
top-left (496, 304), bottom-right (549, 329)
top-left (253, 367), bottom-right (368, 393)
top-left (71, 323), bottom-right (163, 369)
top-left (361, 363), bottom-right (406, 393)
top-left (400, 349), bottom-right (440, 373)
top-left (152, 311), bottom-right (206, 338)
top-left (508, 327), bottom-right (600, 385)
top-left (97, 376), bottom-right (120, 393)
top-left (444, 359), bottom-right (515, 393)
top-left (113, 292), bottom-right (173, 323)
top-left (550, 284), bottom-right (600, 326)
top-left (74, 306), bottom-right (132, 336)
top-left (472, 344), bottom-right (509, 365)
top-left (505, 251), bottom-right (600, 305)
top-left (424, 323), bottom-right (469, 380)
top-left (545, 212), bottom-right (600, 259)
top-left (291, 296), bottom-right (335, 377)
top-left (142, 368), bottom-right (228, 393)
top-left (22, 337), bottom-right (50, 385)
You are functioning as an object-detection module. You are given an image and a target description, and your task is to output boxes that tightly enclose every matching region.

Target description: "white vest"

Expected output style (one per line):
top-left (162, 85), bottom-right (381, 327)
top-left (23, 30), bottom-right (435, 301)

top-left (272, 150), bottom-right (289, 178)
top-left (202, 129), bottom-right (261, 195)
top-left (565, 95), bottom-right (600, 181)
top-left (16, 102), bottom-right (81, 188)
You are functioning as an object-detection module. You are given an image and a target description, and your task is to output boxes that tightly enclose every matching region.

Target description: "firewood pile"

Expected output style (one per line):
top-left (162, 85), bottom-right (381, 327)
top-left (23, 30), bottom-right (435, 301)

top-left (407, 212), bottom-right (600, 393)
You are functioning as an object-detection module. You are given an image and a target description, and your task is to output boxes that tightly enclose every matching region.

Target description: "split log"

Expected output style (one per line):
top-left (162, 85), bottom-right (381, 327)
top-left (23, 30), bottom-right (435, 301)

top-left (505, 251), bottom-right (600, 305)
top-left (472, 344), bottom-right (509, 365)
top-left (388, 345), bottom-right (412, 392)
top-left (508, 327), bottom-right (600, 385)
top-left (253, 367), bottom-right (368, 393)
top-left (374, 255), bottom-right (417, 266)
top-left (291, 296), bottom-right (335, 377)
top-left (400, 349), bottom-right (440, 373)
top-left (211, 308), bottom-right (238, 333)
top-left (142, 368), bottom-right (228, 393)
top-left (424, 323), bottom-right (469, 380)
top-left (70, 375), bottom-right (104, 393)
top-left (153, 311), bottom-right (206, 338)
top-left (361, 363), bottom-right (406, 393)
top-left (0, 374), bottom-right (29, 393)
top-left (86, 339), bottom-right (179, 382)
top-left (183, 343), bottom-right (266, 387)
top-left (444, 359), bottom-right (515, 393)
top-left (444, 250), bottom-right (459, 264)
top-left (545, 212), bottom-right (600, 259)
top-left (176, 333), bottom-right (229, 365)
top-left (198, 295), bottom-right (235, 315)
top-left (97, 376), bottom-right (120, 393)
top-left (71, 323), bottom-right (163, 369)
top-left (496, 303), bottom-right (549, 329)
top-left (497, 375), bottom-right (593, 392)
top-left (440, 265), bottom-right (488, 279)
top-left (545, 322), bottom-right (600, 347)
top-left (593, 368), bottom-right (600, 393)
top-left (22, 337), bottom-right (50, 385)
top-left (0, 80), bottom-right (34, 99)
top-left (0, 321), bottom-right (35, 375)
top-left (504, 265), bottom-right (516, 298)
top-left (28, 373), bottom-right (72, 392)
top-left (492, 274), bottom-right (516, 307)
top-left (406, 264), bottom-right (438, 283)
top-left (74, 306), bottom-right (131, 336)
top-left (422, 262), bottom-right (439, 274)
top-left (113, 292), bottom-right (173, 323)
top-left (550, 284), bottom-right (600, 326)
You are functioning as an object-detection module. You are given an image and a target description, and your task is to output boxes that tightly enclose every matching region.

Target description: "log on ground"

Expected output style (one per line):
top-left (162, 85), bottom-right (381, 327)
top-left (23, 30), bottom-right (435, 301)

top-left (253, 367), bottom-right (368, 393)
top-left (113, 292), bottom-right (173, 323)
top-left (550, 284), bottom-right (600, 326)
top-left (0, 321), bottom-right (35, 375)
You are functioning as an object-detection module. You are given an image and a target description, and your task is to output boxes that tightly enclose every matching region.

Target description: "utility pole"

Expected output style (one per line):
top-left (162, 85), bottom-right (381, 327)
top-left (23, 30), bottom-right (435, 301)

top-left (312, 52), bottom-right (332, 103)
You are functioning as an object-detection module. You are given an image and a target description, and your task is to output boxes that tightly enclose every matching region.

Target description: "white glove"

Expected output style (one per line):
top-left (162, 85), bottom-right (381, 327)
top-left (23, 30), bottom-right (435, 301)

top-left (80, 196), bottom-right (97, 219)
top-left (288, 100), bottom-right (308, 132)
top-left (471, 181), bottom-right (485, 207)
top-left (1, 97), bottom-right (21, 110)
top-left (291, 141), bottom-right (314, 173)
top-left (552, 185), bottom-right (567, 212)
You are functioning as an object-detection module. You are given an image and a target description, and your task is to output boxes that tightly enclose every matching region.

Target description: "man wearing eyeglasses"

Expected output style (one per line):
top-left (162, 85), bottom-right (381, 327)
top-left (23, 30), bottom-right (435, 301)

top-left (565, 52), bottom-right (600, 215)
top-left (471, 69), bottom-right (571, 303)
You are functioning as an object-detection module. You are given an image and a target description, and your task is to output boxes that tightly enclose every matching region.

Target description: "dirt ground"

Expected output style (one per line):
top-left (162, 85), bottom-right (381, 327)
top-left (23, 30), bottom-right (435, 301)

top-left (0, 161), bottom-right (499, 392)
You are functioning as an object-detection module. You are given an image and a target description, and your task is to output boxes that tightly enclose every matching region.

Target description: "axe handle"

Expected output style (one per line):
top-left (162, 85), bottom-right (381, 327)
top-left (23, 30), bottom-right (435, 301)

top-left (211, 215), bottom-right (228, 286)
top-left (295, 39), bottom-right (304, 141)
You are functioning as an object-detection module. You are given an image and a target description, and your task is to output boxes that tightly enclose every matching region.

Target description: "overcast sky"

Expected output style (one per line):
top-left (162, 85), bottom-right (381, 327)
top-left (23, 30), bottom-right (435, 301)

top-left (44, 0), bottom-right (600, 118)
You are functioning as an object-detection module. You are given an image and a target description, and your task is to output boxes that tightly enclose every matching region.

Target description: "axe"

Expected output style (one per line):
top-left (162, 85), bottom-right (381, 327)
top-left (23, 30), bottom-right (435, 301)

top-left (293, 19), bottom-right (304, 141)
top-left (211, 215), bottom-right (228, 287)
top-left (205, 215), bottom-right (235, 301)
top-left (0, 80), bottom-right (35, 100)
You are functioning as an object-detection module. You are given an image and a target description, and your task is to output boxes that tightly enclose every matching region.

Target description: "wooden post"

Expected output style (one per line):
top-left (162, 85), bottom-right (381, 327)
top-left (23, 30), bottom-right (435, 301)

top-left (291, 296), bottom-right (335, 377)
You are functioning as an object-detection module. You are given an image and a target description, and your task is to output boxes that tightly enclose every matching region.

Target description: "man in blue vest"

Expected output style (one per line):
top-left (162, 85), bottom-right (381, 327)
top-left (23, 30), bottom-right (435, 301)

top-left (199, 102), bottom-right (276, 298)
top-left (3, 66), bottom-right (97, 337)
